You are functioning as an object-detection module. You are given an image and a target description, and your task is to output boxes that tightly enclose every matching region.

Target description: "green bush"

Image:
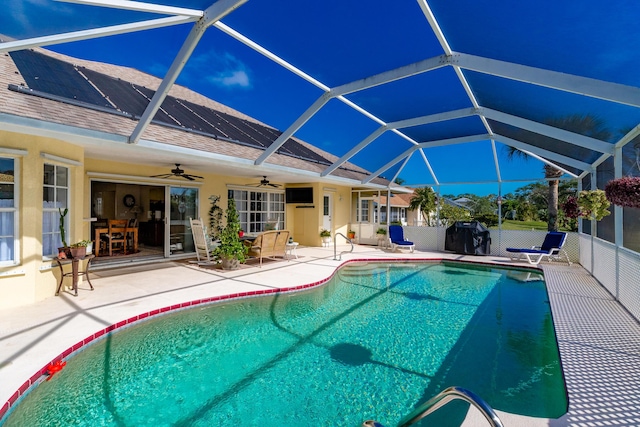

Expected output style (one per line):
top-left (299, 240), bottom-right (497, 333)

top-left (473, 213), bottom-right (499, 228)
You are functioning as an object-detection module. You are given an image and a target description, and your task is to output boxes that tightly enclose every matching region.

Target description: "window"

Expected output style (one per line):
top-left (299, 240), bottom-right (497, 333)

top-left (358, 199), bottom-right (370, 222)
top-left (0, 157), bottom-right (16, 265)
top-left (42, 163), bottom-right (69, 257)
top-left (229, 189), bottom-right (284, 233)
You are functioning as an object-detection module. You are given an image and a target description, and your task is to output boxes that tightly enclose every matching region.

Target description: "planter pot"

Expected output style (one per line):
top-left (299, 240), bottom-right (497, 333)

top-left (70, 247), bottom-right (86, 259)
top-left (58, 247), bottom-right (71, 259)
top-left (321, 236), bottom-right (332, 247)
top-left (221, 256), bottom-right (240, 270)
top-left (347, 233), bottom-right (356, 239)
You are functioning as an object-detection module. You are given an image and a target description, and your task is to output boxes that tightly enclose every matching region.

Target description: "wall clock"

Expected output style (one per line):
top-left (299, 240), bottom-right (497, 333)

top-left (123, 194), bottom-right (136, 208)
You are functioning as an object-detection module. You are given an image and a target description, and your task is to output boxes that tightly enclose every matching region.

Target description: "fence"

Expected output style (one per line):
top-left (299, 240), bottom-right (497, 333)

top-left (398, 226), bottom-right (640, 322)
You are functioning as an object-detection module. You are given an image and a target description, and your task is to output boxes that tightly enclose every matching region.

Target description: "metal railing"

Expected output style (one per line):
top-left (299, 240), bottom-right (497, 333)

top-left (333, 232), bottom-right (354, 261)
top-left (362, 386), bottom-right (504, 427)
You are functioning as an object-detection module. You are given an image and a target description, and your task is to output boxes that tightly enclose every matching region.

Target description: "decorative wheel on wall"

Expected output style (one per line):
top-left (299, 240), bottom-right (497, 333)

top-left (123, 194), bottom-right (136, 208)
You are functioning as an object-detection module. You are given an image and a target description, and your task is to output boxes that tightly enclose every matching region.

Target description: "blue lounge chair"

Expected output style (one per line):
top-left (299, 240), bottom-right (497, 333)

top-left (389, 225), bottom-right (415, 253)
top-left (506, 231), bottom-right (570, 265)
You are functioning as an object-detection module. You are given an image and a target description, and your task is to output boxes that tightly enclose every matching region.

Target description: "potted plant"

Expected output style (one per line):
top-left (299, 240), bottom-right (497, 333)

top-left (69, 240), bottom-right (90, 259)
top-left (70, 240), bottom-right (93, 258)
top-left (376, 227), bottom-right (387, 236)
top-left (604, 176), bottom-right (640, 208)
top-left (347, 230), bottom-right (356, 239)
top-left (320, 229), bottom-right (331, 246)
top-left (57, 208), bottom-right (71, 259)
top-left (213, 198), bottom-right (247, 270)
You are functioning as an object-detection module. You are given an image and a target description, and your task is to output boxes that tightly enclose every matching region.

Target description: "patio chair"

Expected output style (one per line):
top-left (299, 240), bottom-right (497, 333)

top-left (388, 225), bottom-right (415, 253)
top-left (100, 219), bottom-right (129, 256)
top-left (189, 218), bottom-right (218, 265)
top-left (506, 231), bottom-right (571, 265)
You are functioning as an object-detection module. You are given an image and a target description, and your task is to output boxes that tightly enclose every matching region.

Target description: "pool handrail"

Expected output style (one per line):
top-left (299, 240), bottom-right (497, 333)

top-left (333, 232), bottom-right (354, 261)
top-left (362, 386), bottom-right (504, 427)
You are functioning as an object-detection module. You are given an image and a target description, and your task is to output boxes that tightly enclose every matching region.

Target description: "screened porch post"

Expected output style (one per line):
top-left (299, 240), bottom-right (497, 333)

top-left (386, 189), bottom-right (390, 227)
top-left (614, 145), bottom-right (623, 248)
top-left (577, 178), bottom-right (583, 234)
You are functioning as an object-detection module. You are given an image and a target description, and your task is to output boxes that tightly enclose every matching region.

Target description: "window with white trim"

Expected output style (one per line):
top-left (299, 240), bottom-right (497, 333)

top-left (42, 163), bottom-right (69, 257)
top-left (0, 157), bottom-right (17, 265)
top-left (229, 189), bottom-right (284, 233)
top-left (358, 199), bottom-right (370, 222)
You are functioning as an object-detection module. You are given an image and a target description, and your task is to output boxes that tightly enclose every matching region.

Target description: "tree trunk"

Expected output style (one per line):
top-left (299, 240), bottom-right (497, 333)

top-left (547, 178), bottom-right (559, 231)
top-left (544, 164), bottom-right (563, 232)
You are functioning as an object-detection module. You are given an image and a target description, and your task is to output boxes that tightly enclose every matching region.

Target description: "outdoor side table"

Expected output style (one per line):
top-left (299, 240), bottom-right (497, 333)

top-left (285, 242), bottom-right (299, 260)
top-left (54, 254), bottom-right (95, 297)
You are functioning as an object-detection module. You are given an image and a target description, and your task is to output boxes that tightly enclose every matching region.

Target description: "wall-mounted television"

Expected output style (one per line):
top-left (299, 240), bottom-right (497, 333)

top-left (285, 187), bottom-right (313, 204)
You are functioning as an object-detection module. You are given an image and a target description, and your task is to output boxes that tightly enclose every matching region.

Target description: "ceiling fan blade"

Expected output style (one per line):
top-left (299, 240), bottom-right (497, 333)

top-left (185, 174), bottom-right (204, 180)
top-left (149, 173), bottom-right (173, 178)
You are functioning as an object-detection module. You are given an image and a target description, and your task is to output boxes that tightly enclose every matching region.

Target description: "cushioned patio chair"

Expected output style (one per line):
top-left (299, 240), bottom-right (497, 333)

top-left (506, 231), bottom-right (571, 265)
top-left (388, 225), bottom-right (415, 253)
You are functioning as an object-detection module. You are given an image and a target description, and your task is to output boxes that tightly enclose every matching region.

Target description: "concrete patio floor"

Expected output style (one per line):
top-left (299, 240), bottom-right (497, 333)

top-left (1, 245), bottom-right (639, 426)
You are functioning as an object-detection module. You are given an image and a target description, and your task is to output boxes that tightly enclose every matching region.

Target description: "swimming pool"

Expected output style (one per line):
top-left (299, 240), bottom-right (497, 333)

top-left (1, 261), bottom-right (567, 426)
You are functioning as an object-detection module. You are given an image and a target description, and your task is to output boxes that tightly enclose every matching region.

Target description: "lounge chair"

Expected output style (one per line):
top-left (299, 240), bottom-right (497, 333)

top-left (189, 218), bottom-right (219, 265)
top-left (506, 231), bottom-right (571, 265)
top-left (388, 225), bottom-right (415, 253)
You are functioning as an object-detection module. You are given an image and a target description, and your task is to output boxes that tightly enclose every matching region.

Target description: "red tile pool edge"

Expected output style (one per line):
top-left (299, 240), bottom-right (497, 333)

top-left (0, 257), bottom-right (540, 421)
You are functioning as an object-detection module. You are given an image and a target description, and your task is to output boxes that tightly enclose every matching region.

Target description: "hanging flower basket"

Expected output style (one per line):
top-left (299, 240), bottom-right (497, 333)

top-left (604, 177), bottom-right (640, 208)
top-left (577, 190), bottom-right (610, 221)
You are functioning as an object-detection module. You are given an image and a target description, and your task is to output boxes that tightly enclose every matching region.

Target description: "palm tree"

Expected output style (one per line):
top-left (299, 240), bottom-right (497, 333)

top-left (506, 114), bottom-right (611, 231)
top-left (408, 187), bottom-right (437, 226)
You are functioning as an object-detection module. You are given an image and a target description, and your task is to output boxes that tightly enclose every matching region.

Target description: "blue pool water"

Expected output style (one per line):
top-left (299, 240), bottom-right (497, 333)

top-left (2, 261), bottom-right (567, 426)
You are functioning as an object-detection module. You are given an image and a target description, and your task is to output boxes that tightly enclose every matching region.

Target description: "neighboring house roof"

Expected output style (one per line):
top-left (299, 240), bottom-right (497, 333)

top-left (444, 198), bottom-right (472, 211)
top-left (374, 194), bottom-right (410, 208)
top-left (0, 44), bottom-right (389, 186)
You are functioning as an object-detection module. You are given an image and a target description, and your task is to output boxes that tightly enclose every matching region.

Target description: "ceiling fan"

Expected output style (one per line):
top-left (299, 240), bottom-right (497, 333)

top-left (250, 176), bottom-right (281, 188)
top-left (150, 164), bottom-right (203, 181)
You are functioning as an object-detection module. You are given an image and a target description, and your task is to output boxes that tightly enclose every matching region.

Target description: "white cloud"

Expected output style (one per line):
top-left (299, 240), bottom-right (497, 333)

top-left (189, 50), bottom-right (252, 90)
top-left (209, 70), bottom-right (250, 88)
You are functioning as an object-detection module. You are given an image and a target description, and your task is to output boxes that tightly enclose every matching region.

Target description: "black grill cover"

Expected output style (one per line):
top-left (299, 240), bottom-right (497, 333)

top-left (445, 221), bottom-right (491, 255)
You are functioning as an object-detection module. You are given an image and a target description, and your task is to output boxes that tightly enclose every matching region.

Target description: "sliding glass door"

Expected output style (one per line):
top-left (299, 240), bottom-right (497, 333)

top-left (167, 186), bottom-right (198, 256)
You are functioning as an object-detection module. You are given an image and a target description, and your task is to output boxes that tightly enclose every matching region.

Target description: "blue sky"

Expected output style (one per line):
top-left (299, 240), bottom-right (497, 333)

top-left (3, 0), bottom-right (638, 197)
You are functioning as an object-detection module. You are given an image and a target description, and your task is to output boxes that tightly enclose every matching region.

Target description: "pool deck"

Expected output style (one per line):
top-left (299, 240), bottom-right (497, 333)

top-left (1, 245), bottom-right (639, 426)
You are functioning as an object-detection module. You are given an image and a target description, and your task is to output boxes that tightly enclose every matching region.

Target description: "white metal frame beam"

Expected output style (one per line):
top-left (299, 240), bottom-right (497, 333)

top-left (56, 0), bottom-right (203, 17)
top-left (0, 16), bottom-right (196, 53)
top-left (129, 0), bottom-right (248, 143)
top-left (255, 92), bottom-right (333, 164)
top-left (495, 134), bottom-right (590, 172)
top-left (321, 108), bottom-right (475, 178)
top-left (321, 126), bottom-right (387, 177)
top-left (479, 108), bottom-right (614, 154)
top-left (4, 1), bottom-right (636, 188)
top-left (450, 52), bottom-right (640, 108)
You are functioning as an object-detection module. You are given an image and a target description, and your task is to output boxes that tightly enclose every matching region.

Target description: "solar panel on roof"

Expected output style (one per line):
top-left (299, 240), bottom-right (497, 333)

top-left (80, 67), bottom-right (148, 116)
top-left (181, 101), bottom-right (261, 145)
top-left (10, 50), bottom-right (113, 109)
top-left (159, 96), bottom-right (222, 137)
top-left (10, 50), bottom-right (334, 166)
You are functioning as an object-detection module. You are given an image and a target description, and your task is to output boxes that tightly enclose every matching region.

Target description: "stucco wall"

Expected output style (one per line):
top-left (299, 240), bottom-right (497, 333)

top-left (0, 131), bottom-right (85, 309)
top-left (1, 137), bottom-right (355, 309)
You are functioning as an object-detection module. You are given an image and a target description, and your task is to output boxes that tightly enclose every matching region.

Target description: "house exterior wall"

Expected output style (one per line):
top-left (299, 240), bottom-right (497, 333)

top-left (0, 130), bottom-right (85, 309)
top-left (0, 132), bottom-right (354, 309)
